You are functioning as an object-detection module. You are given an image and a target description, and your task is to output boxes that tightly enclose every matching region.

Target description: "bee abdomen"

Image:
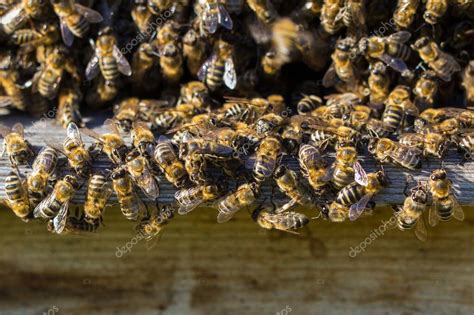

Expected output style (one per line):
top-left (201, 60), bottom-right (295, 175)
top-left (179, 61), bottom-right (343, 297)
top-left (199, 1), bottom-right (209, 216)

top-left (5, 174), bottom-right (23, 201)
top-left (336, 183), bottom-right (363, 206)
top-left (68, 15), bottom-right (89, 38)
top-left (100, 56), bottom-right (119, 81)
top-left (382, 105), bottom-right (404, 132)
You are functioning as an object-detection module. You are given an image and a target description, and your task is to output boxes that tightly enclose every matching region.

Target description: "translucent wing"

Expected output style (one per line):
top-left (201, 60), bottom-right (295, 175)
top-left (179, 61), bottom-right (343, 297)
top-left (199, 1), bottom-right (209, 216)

top-left (33, 192), bottom-right (54, 219)
top-left (0, 5), bottom-right (25, 26)
top-left (217, 4), bottom-right (233, 30)
top-left (53, 201), bottom-right (70, 234)
top-left (378, 54), bottom-right (409, 75)
top-left (354, 161), bottom-right (368, 186)
top-left (60, 19), bottom-right (74, 47)
top-left (349, 193), bottom-right (373, 221)
top-left (203, 4), bottom-right (219, 34)
top-left (275, 199), bottom-right (297, 214)
top-left (386, 31), bottom-right (411, 44)
top-left (414, 216), bottom-right (427, 242)
top-left (104, 118), bottom-right (121, 135)
top-left (0, 96), bottom-right (14, 107)
top-left (133, 169), bottom-right (160, 199)
top-left (450, 195), bottom-right (465, 221)
top-left (145, 231), bottom-right (163, 250)
top-left (113, 46), bottom-right (132, 76)
top-left (224, 58), bottom-right (237, 89)
top-left (75, 4), bottom-right (104, 23)
top-left (85, 54), bottom-right (100, 80)
top-left (175, 189), bottom-right (203, 215)
top-left (428, 202), bottom-right (440, 227)
top-left (11, 123), bottom-right (24, 137)
top-left (244, 154), bottom-right (256, 170)
top-left (79, 127), bottom-right (102, 141)
top-left (217, 208), bottom-right (239, 223)
top-left (197, 54), bottom-right (215, 82)
top-left (334, 6), bottom-right (346, 23)
top-left (0, 125), bottom-right (12, 138)
top-left (67, 122), bottom-right (83, 142)
top-left (322, 63), bottom-right (338, 87)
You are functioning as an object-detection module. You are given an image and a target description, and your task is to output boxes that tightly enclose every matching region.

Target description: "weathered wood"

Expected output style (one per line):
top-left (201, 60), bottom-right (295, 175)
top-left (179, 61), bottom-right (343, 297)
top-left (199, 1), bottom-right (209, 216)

top-left (0, 115), bottom-right (473, 205)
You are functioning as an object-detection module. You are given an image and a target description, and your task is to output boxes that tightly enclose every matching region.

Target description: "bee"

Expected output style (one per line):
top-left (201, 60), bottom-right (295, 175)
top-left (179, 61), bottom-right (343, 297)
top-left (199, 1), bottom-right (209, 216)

top-left (81, 119), bottom-right (128, 165)
top-left (368, 61), bottom-right (390, 105)
top-left (255, 112), bottom-right (286, 136)
top-left (280, 115), bottom-right (316, 153)
top-left (393, 181), bottom-right (429, 242)
top-left (183, 28), bottom-right (208, 77)
top-left (329, 145), bottom-right (368, 190)
top-left (411, 37), bottom-right (461, 82)
top-left (50, 0), bottom-right (103, 46)
top-left (84, 174), bottom-right (112, 225)
top-left (10, 22), bottom-right (60, 48)
top-left (0, 0), bottom-right (46, 35)
top-left (252, 205), bottom-right (309, 234)
top-left (111, 168), bottom-right (145, 221)
top-left (298, 144), bottom-right (332, 196)
top-left (57, 87), bottom-right (84, 128)
top-left (246, 0), bottom-right (278, 24)
top-left (132, 0), bottom-right (157, 35)
top-left (365, 118), bottom-right (389, 138)
top-left (123, 149), bottom-right (160, 199)
top-left (152, 109), bottom-right (188, 133)
top-left (85, 77), bottom-right (119, 109)
top-left (456, 130), bottom-right (473, 162)
top-left (271, 18), bottom-right (310, 65)
top-left (413, 70), bottom-right (438, 111)
top-left (3, 171), bottom-right (31, 221)
top-left (320, 0), bottom-right (344, 34)
top-left (399, 132), bottom-right (447, 159)
top-left (32, 46), bottom-right (80, 100)
top-left (296, 95), bottom-right (323, 115)
top-left (325, 170), bottom-right (388, 222)
top-left (33, 175), bottom-right (79, 234)
top-left (260, 49), bottom-right (285, 76)
top-left (309, 124), bottom-right (360, 150)
top-left (136, 205), bottom-right (175, 248)
top-left (423, 0), bottom-right (448, 25)
top-left (462, 60), bottom-right (474, 107)
top-left (86, 26), bottom-right (132, 86)
top-left (415, 108), bottom-right (473, 131)
top-left (154, 135), bottom-right (189, 188)
top-left (382, 85), bottom-right (418, 133)
top-left (114, 97), bottom-right (168, 133)
top-left (175, 183), bottom-right (227, 215)
top-left (273, 165), bottom-right (318, 210)
top-left (451, 0), bottom-right (474, 19)
top-left (428, 169), bottom-right (464, 226)
top-left (0, 123), bottom-right (33, 169)
top-left (198, 0), bottom-right (233, 36)
top-left (368, 137), bottom-right (422, 170)
top-left (27, 146), bottom-right (58, 206)
top-left (179, 81), bottom-right (210, 108)
top-left (216, 182), bottom-right (260, 223)
top-left (418, 117), bottom-right (460, 137)
top-left (131, 121), bottom-right (155, 158)
top-left (48, 215), bottom-right (101, 234)
top-left (346, 106), bottom-right (371, 131)
top-left (359, 31), bottom-right (412, 77)
top-left (334, 0), bottom-right (366, 35)
top-left (0, 55), bottom-right (29, 112)
top-left (221, 96), bottom-right (268, 124)
top-left (147, 0), bottom-right (176, 14)
top-left (198, 39), bottom-right (237, 91)
top-left (159, 42), bottom-right (184, 84)
top-left (393, 0), bottom-right (420, 29)
top-left (323, 36), bottom-right (358, 87)
top-left (179, 131), bottom-right (235, 160)
top-left (252, 135), bottom-right (282, 183)
top-left (130, 43), bottom-right (161, 93)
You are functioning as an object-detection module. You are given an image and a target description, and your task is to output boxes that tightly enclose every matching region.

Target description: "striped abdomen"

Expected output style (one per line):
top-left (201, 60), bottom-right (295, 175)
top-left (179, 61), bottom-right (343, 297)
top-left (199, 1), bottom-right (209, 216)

top-left (66, 14), bottom-right (89, 38)
top-left (382, 104), bottom-right (404, 132)
top-left (386, 43), bottom-right (411, 60)
top-left (5, 172), bottom-right (28, 205)
top-left (99, 55), bottom-right (119, 82)
top-left (253, 154), bottom-right (277, 183)
top-left (336, 182), bottom-right (364, 206)
top-left (39, 70), bottom-right (61, 99)
top-left (205, 58), bottom-right (225, 90)
top-left (331, 165), bottom-right (355, 190)
top-left (297, 95), bottom-right (322, 114)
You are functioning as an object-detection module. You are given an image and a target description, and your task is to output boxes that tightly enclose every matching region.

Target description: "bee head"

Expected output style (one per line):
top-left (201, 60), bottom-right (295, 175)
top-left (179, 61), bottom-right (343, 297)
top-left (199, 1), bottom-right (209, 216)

top-left (430, 169), bottom-right (447, 181)
top-left (411, 187), bottom-right (428, 203)
top-left (117, 119), bottom-right (132, 133)
top-left (126, 150), bottom-right (140, 161)
top-left (64, 175), bottom-right (79, 189)
top-left (110, 168), bottom-right (126, 180)
top-left (98, 26), bottom-right (113, 37)
top-left (412, 37), bottom-right (430, 50)
top-left (423, 12), bottom-right (437, 25)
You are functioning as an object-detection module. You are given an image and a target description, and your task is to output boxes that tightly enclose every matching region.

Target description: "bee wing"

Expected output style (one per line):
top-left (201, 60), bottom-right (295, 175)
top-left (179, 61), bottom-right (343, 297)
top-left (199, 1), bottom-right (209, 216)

top-left (334, 6), bottom-right (346, 23)
top-left (386, 31), bottom-right (411, 44)
top-left (203, 4), bottom-right (219, 34)
top-left (321, 164), bottom-right (335, 182)
top-left (428, 201), bottom-right (440, 227)
top-left (134, 170), bottom-right (160, 199)
top-left (450, 194), bottom-right (465, 221)
top-left (224, 58), bottom-right (237, 90)
top-left (0, 96), bottom-right (15, 108)
top-left (104, 118), bottom-right (121, 135)
top-left (11, 123), bottom-right (24, 137)
top-left (33, 192), bottom-right (55, 219)
top-left (414, 216), bottom-right (428, 242)
top-left (354, 161), bottom-right (368, 186)
top-left (67, 122), bottom-right (83, 142)
top-left (113, 46), bottom-right (132, 76)
top-left (349, 192), bottom-right (373, 221)
top-left (0, 124), bottom-right (12, 138)
top-left (175, 190), bottom-right (203, 215)
top-left (275, 199), bottom-right (297, 214)
top-left (244, 154), bottom-right (256, 169)
top-left (79, 127), bottom-right (102, 141)
top-left (85, 54), bottom-right (100, 80)
top-left (378, 53), bottom-right (410, 75)
top-left (44, 141), bottom-right (67, 156)
top-left (197, 53), bottom-right (216, 82)
top-left (217, 208), bottom-right (239, 223)
top-left (53, 200), bottom-right (70, 234)
top-left (59, 19), bottom-right (75, 47)
top-left (217, 4), bottom-right (233, 30)
top-left (74, 4), bottom-right (104, 23)
top-left (0, 5), bottom-right (25, 26)
top-left (322, 63), bottom-right (338, 88)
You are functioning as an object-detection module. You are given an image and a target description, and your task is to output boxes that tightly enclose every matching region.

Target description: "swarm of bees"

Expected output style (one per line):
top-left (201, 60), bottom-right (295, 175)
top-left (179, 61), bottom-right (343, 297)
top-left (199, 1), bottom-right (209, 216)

top-left (0, 0), bottom-right (472, 244)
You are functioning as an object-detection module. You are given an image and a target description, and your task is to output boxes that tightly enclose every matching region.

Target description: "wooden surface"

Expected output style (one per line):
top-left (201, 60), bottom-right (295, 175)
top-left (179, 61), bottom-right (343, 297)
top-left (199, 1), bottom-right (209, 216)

top-left (0, 206), bottom-right (472, 315)
top-left (0, 115), bottom-right (473, 205)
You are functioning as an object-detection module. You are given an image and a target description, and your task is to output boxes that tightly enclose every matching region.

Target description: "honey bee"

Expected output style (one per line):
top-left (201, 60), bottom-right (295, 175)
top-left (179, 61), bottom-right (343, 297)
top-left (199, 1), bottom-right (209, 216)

top-left (415, 107), bottom-right (473, 131)
top-left (81, 119), bottom-right (128, 165)
top-left (159, 42), bottom-right (184, 84)
top-left (456, 130), bottom-right (473, 162)
top-left (183, 28), bottom-right (208, 77)
top-left (413, 70), bottom-right (438, 111)
top-left (114, 97), bottom-right (168, 133)
top-left (298, 144), bottom-right (332, 196)
top-left (132, 0), bottom-right (156, 35)
top-left (86, 27), bottom-right (132, 85)
top-left (0, 55), bottom-right (29, 112)
top-left (123, 149), bottom-right (160, 199)
top-left (382, 85), bottom-right (418, 133)
top-left (84, 174), bottom-right (112, 225)
top-left (428, 169), bottom-right (464, 226)
top-left (147, 0), bottom-right (176, 14)
top-left (423, 0), bottom-right (448, 25)
top-left (323, 36), bottom-right (358, 87)
top-left (255, 112), bottom-right (286, 136)
top-left (85, 77), bottom-right (119, 109)
top-left (393, 0), bottom-right (420, 29)
top-left (198, 0), bottom-right (233, 36)
top-left (33, 174), bottom-right (79, 234)
top-left (198, 39), bottom-right (237, 90)
top-left (246, 0), bottom-right (278, 24)
top-left (153, 136), bottom-right (189, 187)
top-left (368, 137), bottom-right (422, 170)
top-left (399, 132), bottom-right (447, 159)
top-left (48, 215), bottom-right (101, 234)
top-left (273, 165), bottom-right (319, 210)
top-left (179, 81), bottom-right (210, 108)
top-left (346, 106), bottom-right (371, 131)
top-left (320, 0), bottom-right (344, 34)
top-left (175, 183), bottom-right (227, 214)
top-left (411, 37), bottom-right (461, 82)
top-left (10, 22), bottom-right (60, 48)
top-left (50, 0), bottom-right (103, 46)
top-left (27, 146), bottom-right (58, 206)
top-left (252, 205), bottom-right (309, 234)
top-left (334, 0), bottom-right (366, 35)
top-left (462, 60), bottom-right (474, 106)
top-left (365, 118), bottom-right (390, 138)
top-left (111, 168), bottom-right (145, 221)
top-left (130, 43), bottom-right (161, 93)
top-left (252, 135), bottom-right (282, 183)
top-left (418, 117), bottom-right (460, 137)
top-left (368, 61), bottom-right (390, 105)
top-left (217, 182), bottom-right (260, 223)
top-left (325, 170), bottom-right (388, 222)
top-left (309, 124), bottom-right (360, 150)
top-left (451, 0), bottom-right (474, 19)
top-left (0, 0), bottom-right (46, 35)
top-left (260, 49), bottom-right (285, 76)
top-left (393, 181), bottom-right (429, 242)
top-left (136, 205), bottom-right (175, 248)
top-left (271, 18), bottom-right (311, 65)
top-left (57, 87), bottom-right (84, 128)
top-left (32, 46), bottom-right (80, 100)
top-left (131, 121), bottom-right (155, 158)
top-left (3, 171), bottom-right (31, 221)
top-left (329, 145), bottom-right (368, 190)
top-left (179, 131), bottom-right (235, 161)
top-left (359, 31), bottom-right (412, 77)
top-left (0, 123), bottom-right (33, 169)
